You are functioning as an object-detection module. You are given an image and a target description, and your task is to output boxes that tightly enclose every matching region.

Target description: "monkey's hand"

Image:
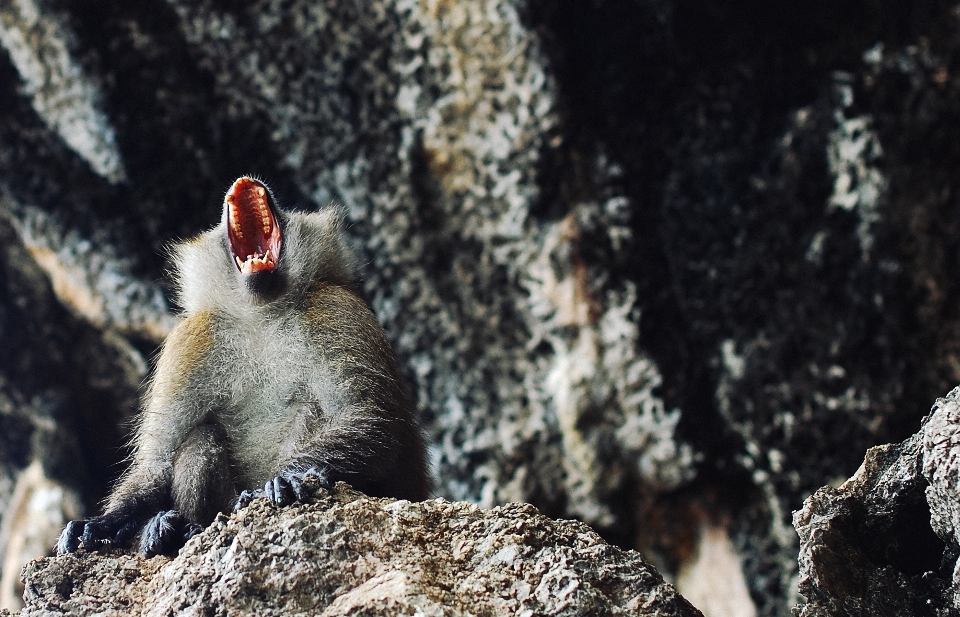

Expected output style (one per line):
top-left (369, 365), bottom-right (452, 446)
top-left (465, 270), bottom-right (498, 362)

top-left (139, 510), bottom-right (203, 557)
top-left (56, 513), bottom-right (141, 555)
top-left (234, 467), bottom-right (330, 511)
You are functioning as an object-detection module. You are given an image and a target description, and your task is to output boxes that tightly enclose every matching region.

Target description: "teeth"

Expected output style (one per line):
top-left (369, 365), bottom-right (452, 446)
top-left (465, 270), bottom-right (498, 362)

top-left (233, 250), bottom-right (276, 273)
top-left (227, 182), bottom-right (278, 274)
top-left (231, 205), bottom-right (244, 239)
top-left (260, 209), bottom-right (271, 235)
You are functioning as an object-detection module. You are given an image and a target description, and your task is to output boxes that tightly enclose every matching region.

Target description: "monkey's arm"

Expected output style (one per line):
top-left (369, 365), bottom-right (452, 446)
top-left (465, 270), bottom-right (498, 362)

top-left (252, 415), bottom-right (422, 507)
top-left (246, 284), bottom-right (428, 508)
top-left (58, 312), bottom-right (218, 554)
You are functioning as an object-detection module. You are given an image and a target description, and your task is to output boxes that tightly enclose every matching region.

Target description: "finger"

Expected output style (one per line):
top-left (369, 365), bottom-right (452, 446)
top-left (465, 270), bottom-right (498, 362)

top-left (313, 468), bottom-right (332, 490)
top-left (57, 520), bottom-right (85, 555)
top-left (234, 488), bottom-right (259, 511)
top-left (182, 523), bottom-right (203, 541)
top-left (266, 476), bottom-right (288, 506)
top-left (81, 520), bottom-right (105, 551)
top-left (288, 474), bottom-right (305, 501)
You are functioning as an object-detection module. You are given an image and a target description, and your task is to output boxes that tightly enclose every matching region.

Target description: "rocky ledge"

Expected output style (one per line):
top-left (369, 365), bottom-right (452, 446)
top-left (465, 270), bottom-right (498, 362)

top-left (6, 484), bottom-right (700, 617)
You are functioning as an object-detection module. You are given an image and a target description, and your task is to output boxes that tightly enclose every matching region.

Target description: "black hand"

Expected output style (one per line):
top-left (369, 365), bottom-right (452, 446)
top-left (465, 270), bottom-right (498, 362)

top-left (57, 512), bottom-right (142, 555)
top-left (233, 487), bottom-right (265, 511)
top-left (57, 520), bottom-right (86, 555)
top-left (265, 467), bottom-right (331, 507)
top-left (139, 510), bottom-right (202, 556)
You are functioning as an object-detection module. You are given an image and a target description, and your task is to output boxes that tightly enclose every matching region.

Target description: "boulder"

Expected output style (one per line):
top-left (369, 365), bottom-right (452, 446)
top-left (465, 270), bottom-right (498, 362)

top-left (12, 484), bottom-right (701, 617)
top-left (794, 387), bottom-right (960, 616)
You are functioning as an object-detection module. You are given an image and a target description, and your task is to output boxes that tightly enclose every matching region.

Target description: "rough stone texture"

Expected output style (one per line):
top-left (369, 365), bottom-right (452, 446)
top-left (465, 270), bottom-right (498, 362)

top-left (793, 387), bottom-right (960, 616)
top-left (0, 461), bottom-right (80, 611)
top-left (0, 0), bottom-right (125, 184)
top-left (3, 1), bottom-right (960, 615)
top-left (922, 388), bottom-right (960, 610)
top-left (11, 484), bottom-right (701, 617)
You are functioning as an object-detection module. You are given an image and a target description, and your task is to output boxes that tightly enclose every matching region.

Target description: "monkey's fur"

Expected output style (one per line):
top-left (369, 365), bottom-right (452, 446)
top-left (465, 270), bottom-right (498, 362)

top-left (58, 178), bottom-right (428, 556)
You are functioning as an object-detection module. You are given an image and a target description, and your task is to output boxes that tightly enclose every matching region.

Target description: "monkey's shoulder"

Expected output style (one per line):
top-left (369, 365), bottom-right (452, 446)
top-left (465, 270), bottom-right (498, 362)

top-left (158, 311), bottom-right (217, 365)
top-left (299, 283), bottom-right (386, 339)
top-left (297, 283), bottom-right (405, 384)
top-left (146, 311), bottom-right (219, 404)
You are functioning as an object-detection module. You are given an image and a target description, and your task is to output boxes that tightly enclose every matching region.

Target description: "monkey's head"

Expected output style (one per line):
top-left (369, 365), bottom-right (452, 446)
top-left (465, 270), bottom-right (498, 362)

top-left (172, 177), bottom-right (359, 312)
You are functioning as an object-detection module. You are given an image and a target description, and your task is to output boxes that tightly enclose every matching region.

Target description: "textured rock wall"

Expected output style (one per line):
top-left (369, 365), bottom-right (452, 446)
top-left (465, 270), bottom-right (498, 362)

top-left (1, 0), bottom-right (960, 615)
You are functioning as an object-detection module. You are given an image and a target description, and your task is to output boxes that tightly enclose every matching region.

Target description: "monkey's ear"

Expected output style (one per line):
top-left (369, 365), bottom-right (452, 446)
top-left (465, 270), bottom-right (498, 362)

top-left (283, 207), bottom-right (360, 288)
top-left (308, 202), bottom-right (352, 244)
top-left (313, 203), bottom-right (348, 230)
top-left (170, 227), bottom-right (239, 313)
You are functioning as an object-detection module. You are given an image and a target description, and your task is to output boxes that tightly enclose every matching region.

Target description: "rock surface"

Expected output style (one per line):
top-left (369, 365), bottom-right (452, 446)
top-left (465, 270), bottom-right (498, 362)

top-left (793, 386), bottom-right (960, 616)
top-left (11, 484), bottom-right (701, 617)
top-left (4, 1), bottom-right (960, 615)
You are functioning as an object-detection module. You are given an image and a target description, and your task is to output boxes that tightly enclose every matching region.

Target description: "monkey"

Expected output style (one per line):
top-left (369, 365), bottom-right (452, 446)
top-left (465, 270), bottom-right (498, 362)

top-left (57, 177), bottom-right (429, 557)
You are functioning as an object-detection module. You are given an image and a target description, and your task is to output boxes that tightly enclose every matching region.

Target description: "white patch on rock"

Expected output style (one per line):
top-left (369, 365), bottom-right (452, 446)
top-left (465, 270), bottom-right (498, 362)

top-left (720, 339), bottom-right (745, 381)
top-left (826, 74), bottom-right (885, 255)
top-left (675, 522), bottom-right (757, 617)
top-left (714, 337), bottom-right (798, 553)
top-left (1, 196), bottom-right (176, 343)
top-left (523, 206), bottom-right (696, 524)
top-left (0, 461), bottom-right (82, 612)
top-left (389, 0), bottom-right (695, 518)
top-left (0, 0), bottom-right (126, 183)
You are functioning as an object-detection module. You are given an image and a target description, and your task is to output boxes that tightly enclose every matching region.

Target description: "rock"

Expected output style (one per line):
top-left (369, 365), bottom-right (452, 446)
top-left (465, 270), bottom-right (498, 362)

top-left (793, 386), bottom-right (960, 616)
top-left (13, 484), bottom-right (701, 617)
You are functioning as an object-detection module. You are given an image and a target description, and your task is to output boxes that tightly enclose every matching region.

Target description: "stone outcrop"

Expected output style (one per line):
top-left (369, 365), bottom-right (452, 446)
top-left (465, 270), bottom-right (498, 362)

top-left (793, 387), bottom-right (960, 616)
top-left (10, 484), bottom-right (701, 617)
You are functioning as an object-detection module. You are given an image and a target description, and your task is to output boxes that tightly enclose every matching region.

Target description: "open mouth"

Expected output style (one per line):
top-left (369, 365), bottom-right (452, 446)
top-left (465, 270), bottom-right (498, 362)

top-left (225, 177), bottom-right (282, 275)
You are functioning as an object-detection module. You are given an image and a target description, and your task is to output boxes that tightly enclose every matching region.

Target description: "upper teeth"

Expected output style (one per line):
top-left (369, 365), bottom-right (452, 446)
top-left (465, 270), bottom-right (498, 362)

top-left (260, 209), bottom-right (271, 235)
top-left (230, 204), bottom-right (244, 239)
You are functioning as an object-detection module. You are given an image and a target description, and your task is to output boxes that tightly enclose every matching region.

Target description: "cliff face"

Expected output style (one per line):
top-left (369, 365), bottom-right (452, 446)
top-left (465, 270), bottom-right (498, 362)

top-left (1, 1), bottom-right (960, 615)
